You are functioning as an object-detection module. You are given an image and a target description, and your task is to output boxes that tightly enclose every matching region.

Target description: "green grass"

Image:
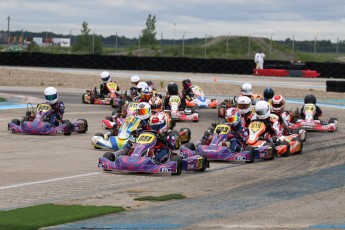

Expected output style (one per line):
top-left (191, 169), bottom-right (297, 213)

top-left (134, 193), bottom-right (186, 202)
top-left (0, 204), bottom-right (125, 230)
top-left (0, 97), bottom-right (6, 102)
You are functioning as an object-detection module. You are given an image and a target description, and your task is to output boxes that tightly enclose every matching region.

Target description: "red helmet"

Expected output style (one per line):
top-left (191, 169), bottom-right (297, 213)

top-left (149, 112), bottom-right (169, 135)
top-left (272, 95), bottom-right (285, 114)
top-left (225, 108), bottom-right (241, 126)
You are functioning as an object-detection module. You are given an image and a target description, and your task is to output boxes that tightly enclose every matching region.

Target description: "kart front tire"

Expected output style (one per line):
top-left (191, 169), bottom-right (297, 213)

top-left (179, 128), bottom-right (191, 144)
top-left (103, 152), bottom-right (116, 162)
top-left (264, 142), bottom-right (276, 160)
top-left (11, 119), bottom-right (20, 126)
top-left (292, 137), bottom-right (303, 154)
top-left (280, 140), bottom-right (290, 157)
top-left (90, 94), bottom-right (96, 104)
top-left (63, 120), bottom-right (72, 136)
top-left (195, 153), bottom-right (208, 172)
top-left (82, 93), bottom-right (88, 104)
top-left (171, 155), bottom-right (182, 176)
top-left (245, 146), bottom-right (255, 163)
top-left (77, 119), bottom-right (88, 133)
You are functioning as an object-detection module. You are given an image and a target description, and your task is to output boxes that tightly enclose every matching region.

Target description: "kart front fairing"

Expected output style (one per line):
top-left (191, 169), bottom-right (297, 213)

top-left (8, 120), bottom-right (69, 135)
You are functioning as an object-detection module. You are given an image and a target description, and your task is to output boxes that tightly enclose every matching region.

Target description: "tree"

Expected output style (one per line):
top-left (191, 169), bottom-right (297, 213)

top-left (73, 21), bottom-right (103, 54)
top-left (140, 14), bottom-right (157, 47)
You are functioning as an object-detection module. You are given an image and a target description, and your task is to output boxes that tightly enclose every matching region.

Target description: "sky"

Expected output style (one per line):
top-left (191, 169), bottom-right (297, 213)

top-left (1, 0), bottom-right (344, 42)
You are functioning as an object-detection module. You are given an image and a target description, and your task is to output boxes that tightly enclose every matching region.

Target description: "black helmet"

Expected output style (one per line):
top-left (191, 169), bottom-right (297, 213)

top-left (263, 87), bottom-right (274, 101)
top-left (167, 82), bottom-right (179, 95)
top-left (182, 79), bottom-right (192, 90)
top-left (146, 80), bottom-right (153, 87)
top-left (304, 94), bottom-right (317, 104)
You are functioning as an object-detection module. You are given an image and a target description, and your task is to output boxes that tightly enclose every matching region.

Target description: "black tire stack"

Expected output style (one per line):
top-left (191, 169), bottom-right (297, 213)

top-left (326, 80), bottom-right (345, 92)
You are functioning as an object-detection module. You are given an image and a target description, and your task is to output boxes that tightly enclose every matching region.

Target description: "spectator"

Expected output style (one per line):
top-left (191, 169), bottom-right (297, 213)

top-left (254, 49), bottom-right (265, 69)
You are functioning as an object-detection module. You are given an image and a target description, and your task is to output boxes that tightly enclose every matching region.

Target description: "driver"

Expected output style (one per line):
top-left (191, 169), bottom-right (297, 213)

top-left (130, 75), bottom-right (141, 98)
top-left (99, 71), bottom-right (120, 99)
top-left (43, 86), bottom-right (65, 126)
top-left (163, 82), bottom-right (186, 111)
top-left (240, 83), bottom-right (263, 105)
top-left (300, 94), bottom-right (322, 120)
top-left (181, 79), bottom-right (194, 101)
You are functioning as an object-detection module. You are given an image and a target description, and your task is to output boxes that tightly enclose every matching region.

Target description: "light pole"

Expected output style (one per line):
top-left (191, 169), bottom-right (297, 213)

top-left (226, 33), bottom-right (229, 58)
top-left (173, 23), bottom-right (176, 46)
top-left (45, 29), bottom-right (49, 47)
top-left (313, 33), bottom-right (318, 61)
top-left (92, 30), bottom-right (95, 54)
top-left (182, 32), bottom-right (186, 57)
top-left (269, 33), bottom-right (273, 59)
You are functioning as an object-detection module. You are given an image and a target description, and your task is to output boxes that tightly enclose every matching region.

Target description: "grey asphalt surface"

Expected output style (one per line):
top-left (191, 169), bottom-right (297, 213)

top-left (0, 71), bottom-right (345, 230)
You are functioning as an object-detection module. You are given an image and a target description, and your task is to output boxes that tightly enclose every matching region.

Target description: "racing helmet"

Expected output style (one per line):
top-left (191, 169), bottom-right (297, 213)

top-left (137, 102), bottom-right (151, 120)
top-left (236, 96), bottom-right (252, 115)
top-left (225, 108), bottom-right (241, 126)
top-left (131, 75), bottom-right (140, 87)
top-left (44, 86), bottom-right (58, 104)
top-left (241, 83), bottom-right (253, 96)
top-left (255, 101), bottom-right (271, 120)
top-left (182, 79), bottom-right (192, 90)
top-left (149, 96), bottom-right (163, 113)
top-left (141, 86), bottom-right (153, 101)
top-left (149, 112), bottom-right (169, 135)
top-left (272, 95), bottom-right (285, 114)
top-left (304, 94), bottom-right (317, 104)
top-left (167, 82), bottom-right (179, 95)
top-left (100, 71), bottom-right (111, 83)
top-left (263, 87), bottom-right (274, 101)
top-left (137, 82), bottom-right (148, 93)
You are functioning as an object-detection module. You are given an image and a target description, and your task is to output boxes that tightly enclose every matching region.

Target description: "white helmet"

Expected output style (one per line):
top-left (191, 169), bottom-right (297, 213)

top-left (44, 87), bottom-right (58, 104)
top-left (241, 83), bottom-right (253, 96)
top-left (131, 75), bottom-right (140, 87)
top-left (255, 100), bottom-right (271, 120)
top-left (237, 96), bottom-right (252, 115)
top-left (137, 102), bottom-right (151, 120)
top-left (100, 71), bottom-right (111, 82)
top-left (137, 82), bottom-right (148, 93)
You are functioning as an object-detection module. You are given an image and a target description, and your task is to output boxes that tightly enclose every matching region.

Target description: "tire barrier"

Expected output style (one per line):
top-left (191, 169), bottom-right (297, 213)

top-left (326, 80), bottom-right (345, 92)
top-left (253, 69), bottom-right (320, 78)
top-left (0, 52), bottom-right (344, 79)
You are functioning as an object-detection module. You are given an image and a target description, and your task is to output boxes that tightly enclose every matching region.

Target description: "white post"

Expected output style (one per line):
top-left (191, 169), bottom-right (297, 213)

top-left (182, 32), bottom-right (186, 57)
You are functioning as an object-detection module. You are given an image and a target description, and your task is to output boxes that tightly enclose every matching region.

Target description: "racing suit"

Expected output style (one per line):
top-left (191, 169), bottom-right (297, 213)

top-left (163, 94), bottom-right (186, 111)
top-left (47, 101), bottom-right (65, 126)
top-left (227, 122), bottom-right (248, 152)
top-left (254, 52), bottom-right (265, 69)
top-left (300, 104), bottom-right (322, 120)
top-left (181, 86), bottom-right (194, 101)
top-left (99, 81), bottom-right (120, 99)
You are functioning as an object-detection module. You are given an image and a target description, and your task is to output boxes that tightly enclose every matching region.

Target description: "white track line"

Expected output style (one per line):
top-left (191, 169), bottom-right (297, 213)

top-left (0, 172), bottom-right (101, 190)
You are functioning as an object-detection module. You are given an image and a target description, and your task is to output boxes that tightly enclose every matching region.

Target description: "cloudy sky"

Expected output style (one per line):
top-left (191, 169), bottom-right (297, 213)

top-left (1, 0), bottom-right (344, 41)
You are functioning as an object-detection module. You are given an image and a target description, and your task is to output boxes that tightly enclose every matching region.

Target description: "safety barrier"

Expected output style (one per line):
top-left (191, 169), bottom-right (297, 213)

top-left (253, 69), bottom-right (320, 78)
top-left (326, 80), bottom-right (345, 92)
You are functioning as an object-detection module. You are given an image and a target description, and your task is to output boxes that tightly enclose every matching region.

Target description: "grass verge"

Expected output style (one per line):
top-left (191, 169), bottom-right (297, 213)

top-left (134, 193), bottom-right (186, 202)
top-left (0, 97), bottom-right (6, 102)
top-left (0, 204), bottom-right (125, 230)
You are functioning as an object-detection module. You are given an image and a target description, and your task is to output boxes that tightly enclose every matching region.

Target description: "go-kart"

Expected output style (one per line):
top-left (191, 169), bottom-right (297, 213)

top-left (8, 103), bottom-right (88, 135)
top-left (82, 82), bottom-right (122, 108)
top-left (98, 131), bottom-right (209, 175)
top-left (92, 115), bottom-right (141, 150)
top-left (167, 95), bottom-right (199, 122)
top-left (217, 96), bottom-right (237, 118)
top-left (246, 119), bottom-right (303, 158)
top-left (185, 85), bottom-right (218, 108)
top-left (102, 101), bottom-right (138, 130)
top-left (180, 124), bottom-right (254, 163)
top-left (288, 104), bottom-right (338, 132)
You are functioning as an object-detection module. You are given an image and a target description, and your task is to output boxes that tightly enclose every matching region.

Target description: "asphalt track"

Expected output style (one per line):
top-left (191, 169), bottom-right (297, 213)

top-left (0, 71), bottom-right (345, 229)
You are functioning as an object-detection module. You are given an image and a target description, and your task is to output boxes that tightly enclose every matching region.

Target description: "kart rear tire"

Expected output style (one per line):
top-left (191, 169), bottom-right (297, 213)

top-left (63, 120), bottom-right (72, 136)
top-left (244, 146), bottom-right (255, 163)
top-left (264, 142), bottom-right (276, 160)
top-left (77, 119), bottom-right (88, 133)
top-left (328, 117), bottom-right (337, 123)
top-left (111, 110), bottom-right (118, 116)
top-left (195, 153), bottom-right (208, 172)
top-left (292, 137), bottom-right (303, 154)
top-left (110, 98), bottom-right (117, 108)
top-left (179, 128), bottom-right (191, 144)
top-left (218, 107), bottom-right (224, 118)
top-left (280, 140), bottom-right (290, 157)
top-left (11, 119), bottom-right (20, 126)
top-left (90, 94), bottom-right (96, 104)
top-left (82, 93), bottom-right (88, 104)
top-left (171, 155), bottom-right (182, 176)
top-left (184, 142), bottom-right (196, 151)
top-left (103, 152), bottom-right (116, 162)
top-left (105, 116), bottom-right (113, 122)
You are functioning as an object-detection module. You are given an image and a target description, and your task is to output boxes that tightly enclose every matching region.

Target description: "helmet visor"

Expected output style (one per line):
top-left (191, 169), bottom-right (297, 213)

top-left (237, 104), bottom-right (250, 110)
top-left (131, 82), bottom-right (139, 86)
top-left (255, 109), bottom-right (266, 116)
top-left (102, 75), bottom-right (110, 82)
top-left (226, 116), bottom-right (238, 124)
top-left (45, 93), bottom-right (57, 102)
top-left (137, 107), bottom-right (150, 116)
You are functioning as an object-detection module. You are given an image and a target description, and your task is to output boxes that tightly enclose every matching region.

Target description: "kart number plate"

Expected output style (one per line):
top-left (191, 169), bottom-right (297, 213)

top-left (106, 82), bottom-right (118, 90)
top-left (170, 96), bottom-right (181, 104)
top-left (249, 121), bottom-right (264, 132)
top-left (137, 133), bottom-right (155, 144)
top-left (304, 104), bottom-right (316, 112)
top-left (37, 104), bottom-right (51, 112)
top-left (125, 116), bottom-right (136, 123)
top-left (214, 124), bottom-right (230, 134)
top-left (128, 102), bottom-right (138, 109)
